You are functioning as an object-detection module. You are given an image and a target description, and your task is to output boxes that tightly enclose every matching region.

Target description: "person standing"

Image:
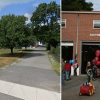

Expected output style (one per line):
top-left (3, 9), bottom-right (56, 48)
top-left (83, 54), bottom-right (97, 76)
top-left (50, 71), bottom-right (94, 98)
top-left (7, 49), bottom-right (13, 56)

top-left (64, 61), bottom-right (71, 80)
top-left (92, 63), bottom-right (97, 80)
top-left (86, 61), bottom-right (93, 82)
top-left (72, 60), bottom-right (78, 76)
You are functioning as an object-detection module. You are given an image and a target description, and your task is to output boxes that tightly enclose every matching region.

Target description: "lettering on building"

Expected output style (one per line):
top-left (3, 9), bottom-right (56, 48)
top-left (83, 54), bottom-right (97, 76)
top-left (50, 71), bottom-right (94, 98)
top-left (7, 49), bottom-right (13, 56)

top-left (90, 33), bottom-right (100, 37)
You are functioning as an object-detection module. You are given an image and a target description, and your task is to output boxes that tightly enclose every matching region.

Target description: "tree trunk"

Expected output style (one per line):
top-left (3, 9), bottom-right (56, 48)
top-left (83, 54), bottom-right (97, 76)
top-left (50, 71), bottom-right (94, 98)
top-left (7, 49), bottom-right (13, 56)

top-left (10, 47), bottom-right (13, 55)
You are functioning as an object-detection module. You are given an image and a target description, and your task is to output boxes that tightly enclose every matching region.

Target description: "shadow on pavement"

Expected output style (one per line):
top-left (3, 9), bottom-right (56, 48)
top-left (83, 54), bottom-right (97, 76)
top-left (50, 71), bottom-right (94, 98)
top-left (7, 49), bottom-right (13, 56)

top-left (22, 52), bottom-right (45, 58)
top-left (21, 49), bottom-right (46, 52)
top-left (0, 52), bottom-right (45, 58)
top-left (0, 53), bottom-right (24, 58)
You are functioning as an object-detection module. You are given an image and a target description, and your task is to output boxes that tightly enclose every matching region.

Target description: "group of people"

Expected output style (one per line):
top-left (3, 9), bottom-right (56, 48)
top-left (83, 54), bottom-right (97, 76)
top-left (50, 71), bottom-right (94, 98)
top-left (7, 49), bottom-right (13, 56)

top-left (62, 58), bottom-right (98, 83)
top-left (86, 61), bottom-right (97, 82)
top-left (62, 59), bottom-right (79, 81)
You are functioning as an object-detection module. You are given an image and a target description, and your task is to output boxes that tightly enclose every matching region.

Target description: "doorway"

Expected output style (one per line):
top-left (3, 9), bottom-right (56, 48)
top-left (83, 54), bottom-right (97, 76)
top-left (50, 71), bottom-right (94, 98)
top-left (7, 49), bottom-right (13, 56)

top-left (81, 42), bottom-right (100, 74)
top-left (62, 46), bottom-right (73, 61)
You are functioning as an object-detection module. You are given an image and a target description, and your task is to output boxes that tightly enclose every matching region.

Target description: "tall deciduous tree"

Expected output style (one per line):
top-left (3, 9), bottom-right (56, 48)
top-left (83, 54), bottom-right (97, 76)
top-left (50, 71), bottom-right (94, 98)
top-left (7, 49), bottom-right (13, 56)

top-left (31, 1), bottom-right (60, 49)
top-left (20, 25), bottom-right (36, 49)
top-left (0, 15), bottom-right (35, 54)
top-left (62, 0), bottom-right (93, 11)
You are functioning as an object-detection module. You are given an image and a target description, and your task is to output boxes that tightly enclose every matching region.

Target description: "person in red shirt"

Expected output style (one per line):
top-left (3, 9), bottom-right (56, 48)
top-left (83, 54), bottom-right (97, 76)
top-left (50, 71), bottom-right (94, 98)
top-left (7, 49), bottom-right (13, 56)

top-left (64, 61), bottom-right (71, 80)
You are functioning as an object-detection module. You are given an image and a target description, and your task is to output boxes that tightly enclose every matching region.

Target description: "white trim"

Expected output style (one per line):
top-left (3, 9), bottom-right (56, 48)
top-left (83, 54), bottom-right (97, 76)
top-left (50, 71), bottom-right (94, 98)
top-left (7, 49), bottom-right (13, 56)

top-left (61, 42), bottom-right (73, 46)
top-left (62, 11), bottom-right (100, 14)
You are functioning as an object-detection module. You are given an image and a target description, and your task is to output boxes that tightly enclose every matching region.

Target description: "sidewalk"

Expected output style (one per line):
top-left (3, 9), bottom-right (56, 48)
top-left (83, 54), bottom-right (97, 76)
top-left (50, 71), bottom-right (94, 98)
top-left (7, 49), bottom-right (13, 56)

top-left (0, 80), bottom-right (61, 100)
top-left (62, 75), bottom-right (87, 90)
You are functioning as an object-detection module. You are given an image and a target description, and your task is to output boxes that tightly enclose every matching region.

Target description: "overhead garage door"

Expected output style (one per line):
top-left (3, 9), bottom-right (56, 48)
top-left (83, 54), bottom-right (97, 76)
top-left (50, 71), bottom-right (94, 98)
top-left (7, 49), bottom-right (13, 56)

top-left (81, 42), bottom-right (100, 74)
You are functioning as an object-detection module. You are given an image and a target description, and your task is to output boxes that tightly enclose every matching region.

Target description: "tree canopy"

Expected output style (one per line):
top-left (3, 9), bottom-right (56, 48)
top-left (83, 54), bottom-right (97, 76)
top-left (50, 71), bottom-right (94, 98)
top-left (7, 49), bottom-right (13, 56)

top-left (0, 15), bottom-right (35, 54)
top-left (62, 0), bottom-right (93, 11)
top-left (31, 1), bottom-right (60, 49)
top-left (0, 1), bottom-right (60, 53)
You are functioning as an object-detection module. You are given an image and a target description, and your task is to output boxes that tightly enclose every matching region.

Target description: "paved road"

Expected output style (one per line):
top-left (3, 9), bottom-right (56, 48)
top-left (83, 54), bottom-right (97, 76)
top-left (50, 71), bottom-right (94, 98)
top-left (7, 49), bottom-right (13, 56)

top-left (62, 75), bottom-right (100, 100)
top-left (0, 93), bottom-right (23, 100)
top-left (0, 46), bottom-right (60, 100)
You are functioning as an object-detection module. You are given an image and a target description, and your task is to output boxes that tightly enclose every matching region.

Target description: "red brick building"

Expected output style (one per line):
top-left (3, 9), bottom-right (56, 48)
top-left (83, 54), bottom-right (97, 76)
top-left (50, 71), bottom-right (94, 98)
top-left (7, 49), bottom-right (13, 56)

top-left (61, 11), bottom-right (100, 74)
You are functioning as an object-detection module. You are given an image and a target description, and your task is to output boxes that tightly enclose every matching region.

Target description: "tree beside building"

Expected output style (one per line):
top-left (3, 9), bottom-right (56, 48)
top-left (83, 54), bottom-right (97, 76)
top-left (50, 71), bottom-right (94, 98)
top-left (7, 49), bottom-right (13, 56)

top-left (62, 0), bottom-right (93, 11)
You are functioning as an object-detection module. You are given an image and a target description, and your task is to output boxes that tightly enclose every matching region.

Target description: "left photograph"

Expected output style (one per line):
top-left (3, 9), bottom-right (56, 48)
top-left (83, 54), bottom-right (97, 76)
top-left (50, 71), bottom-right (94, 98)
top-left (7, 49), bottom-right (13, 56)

top-left (0, 0), bottom-right (60, 100)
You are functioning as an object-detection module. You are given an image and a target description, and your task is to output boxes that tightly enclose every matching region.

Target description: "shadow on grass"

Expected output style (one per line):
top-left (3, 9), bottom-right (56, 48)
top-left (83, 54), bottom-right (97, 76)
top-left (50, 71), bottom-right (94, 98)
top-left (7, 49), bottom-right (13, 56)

top-left (21, 49), bottom-right (46, 52)
top-left (21, 49), bottom-right (34, 51)
top-left (0, 53), bottom-right (24, 58)
top-left (22, 52), bottom-right (45, 59)
top-left (0, 52), bottom-right (45, 58)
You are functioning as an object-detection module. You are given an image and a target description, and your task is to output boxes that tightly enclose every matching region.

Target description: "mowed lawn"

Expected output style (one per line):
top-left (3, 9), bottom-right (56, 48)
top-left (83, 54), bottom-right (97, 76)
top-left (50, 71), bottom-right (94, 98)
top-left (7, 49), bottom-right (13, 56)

top-left (0, 49), bottom-right (24, 68)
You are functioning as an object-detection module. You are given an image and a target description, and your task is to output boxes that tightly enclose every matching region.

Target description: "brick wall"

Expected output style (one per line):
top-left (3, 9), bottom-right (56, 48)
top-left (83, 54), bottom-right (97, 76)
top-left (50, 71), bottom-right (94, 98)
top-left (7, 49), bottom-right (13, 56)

top-left (61, 11), bottom-right (100, 66)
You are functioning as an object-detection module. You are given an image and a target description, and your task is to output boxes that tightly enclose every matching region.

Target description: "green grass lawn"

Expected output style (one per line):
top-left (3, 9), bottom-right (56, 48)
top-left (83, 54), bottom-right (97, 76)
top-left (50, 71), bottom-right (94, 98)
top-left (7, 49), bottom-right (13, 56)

top-left (0, 48), bottom-right (18, 54)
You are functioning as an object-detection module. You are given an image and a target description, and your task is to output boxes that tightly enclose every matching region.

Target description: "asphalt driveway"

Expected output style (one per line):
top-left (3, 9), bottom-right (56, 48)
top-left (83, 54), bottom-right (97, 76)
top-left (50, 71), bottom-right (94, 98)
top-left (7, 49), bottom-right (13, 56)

top-left (0, 46), bottom-right (60, 100)
top-left (0, 47), bottom-right (60, 92)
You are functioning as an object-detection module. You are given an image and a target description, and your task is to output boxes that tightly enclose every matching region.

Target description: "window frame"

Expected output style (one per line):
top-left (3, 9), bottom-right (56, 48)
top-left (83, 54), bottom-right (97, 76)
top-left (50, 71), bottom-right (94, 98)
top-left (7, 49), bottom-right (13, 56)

top-left (93, 20), bottom-right (100, 29)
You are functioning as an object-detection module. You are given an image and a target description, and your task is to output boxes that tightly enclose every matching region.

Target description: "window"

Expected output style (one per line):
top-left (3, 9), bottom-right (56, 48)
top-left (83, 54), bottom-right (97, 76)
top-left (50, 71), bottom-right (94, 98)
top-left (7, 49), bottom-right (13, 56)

top-left (93, 20), bottom-right (100, 29)
top-left (61, 19), bottom-right (66, 28)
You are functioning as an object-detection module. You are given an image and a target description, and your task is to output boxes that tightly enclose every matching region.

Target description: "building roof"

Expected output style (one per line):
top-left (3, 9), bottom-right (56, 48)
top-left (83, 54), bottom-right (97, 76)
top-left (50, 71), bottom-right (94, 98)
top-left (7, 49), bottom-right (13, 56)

top-left (62, 11), bottom-right (100, 14)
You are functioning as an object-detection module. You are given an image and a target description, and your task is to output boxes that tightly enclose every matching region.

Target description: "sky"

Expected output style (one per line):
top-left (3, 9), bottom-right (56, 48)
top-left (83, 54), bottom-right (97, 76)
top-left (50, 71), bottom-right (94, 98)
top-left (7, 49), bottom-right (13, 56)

top-left (0, 0), bottom-right (100, 21)
top-left (0, 0), bottom-right (60, 23)
top-left (86, 0), bottom-right (100, 11)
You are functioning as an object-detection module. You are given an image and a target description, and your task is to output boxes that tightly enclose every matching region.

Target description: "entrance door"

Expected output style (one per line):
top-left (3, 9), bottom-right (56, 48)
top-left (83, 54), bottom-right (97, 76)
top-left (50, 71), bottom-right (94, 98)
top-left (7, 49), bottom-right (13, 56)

top-left (81, 42), bottom-right (100, 74)
top-left (61, 42), bottom-right (73, 61)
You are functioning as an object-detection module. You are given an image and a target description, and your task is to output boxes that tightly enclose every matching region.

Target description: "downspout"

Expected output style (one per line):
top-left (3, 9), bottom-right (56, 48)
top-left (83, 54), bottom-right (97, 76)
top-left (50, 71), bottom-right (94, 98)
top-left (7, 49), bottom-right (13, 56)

top-left (76, 13), bottom-right (80, 75)
top-left (76, 14), bottom-right (79, 57)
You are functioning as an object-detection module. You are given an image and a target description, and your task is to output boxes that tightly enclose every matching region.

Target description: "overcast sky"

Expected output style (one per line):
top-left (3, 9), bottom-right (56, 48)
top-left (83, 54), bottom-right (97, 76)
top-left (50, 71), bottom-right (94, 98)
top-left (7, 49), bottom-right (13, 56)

top-left (86, 0), bottom-right (100, 11)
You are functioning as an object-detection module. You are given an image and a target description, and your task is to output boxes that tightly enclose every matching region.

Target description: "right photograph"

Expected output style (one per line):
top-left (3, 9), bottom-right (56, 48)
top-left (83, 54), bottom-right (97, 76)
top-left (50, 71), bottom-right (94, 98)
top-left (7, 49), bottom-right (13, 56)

top-left (61, 0), bottom-right (100, 99)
